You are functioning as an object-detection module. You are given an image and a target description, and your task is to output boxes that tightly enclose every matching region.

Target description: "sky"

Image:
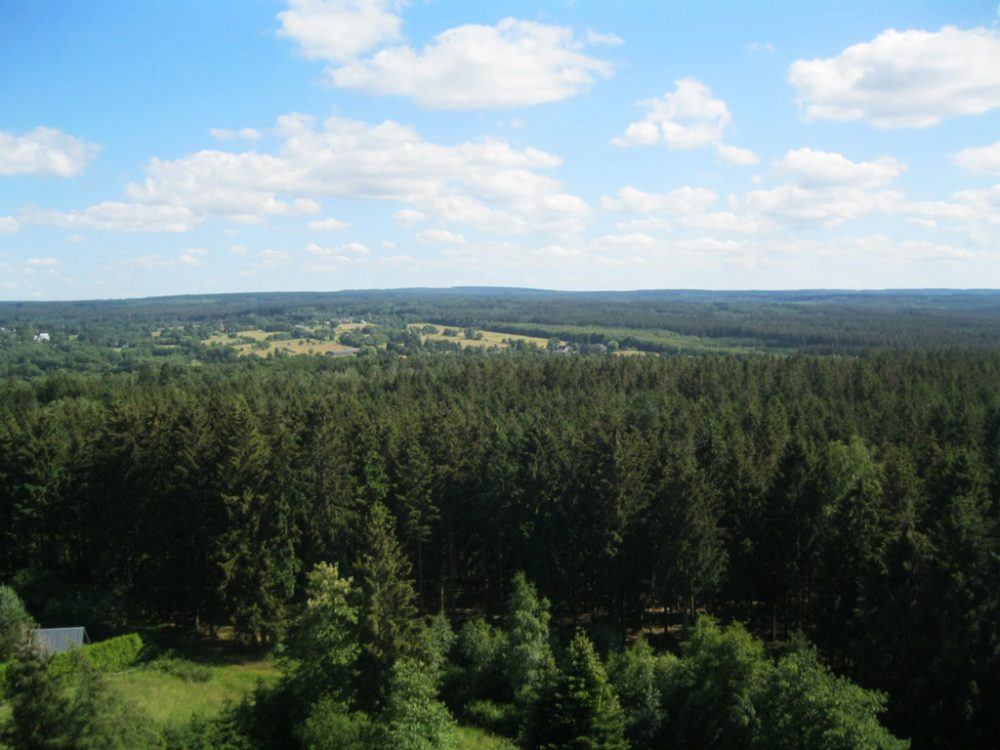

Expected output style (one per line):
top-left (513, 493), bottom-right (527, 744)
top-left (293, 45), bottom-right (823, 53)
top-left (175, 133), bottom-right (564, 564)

top-left (2, 1), bottom-right (1000, 299)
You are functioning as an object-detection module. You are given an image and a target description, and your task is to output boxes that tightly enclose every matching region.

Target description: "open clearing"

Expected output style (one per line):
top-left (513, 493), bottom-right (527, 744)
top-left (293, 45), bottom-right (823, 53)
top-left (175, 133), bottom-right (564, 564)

top-left (203, 329), bottom-right (357, 358)
top-left (410, 323), bottom-right (551, 350)
top-left (110, 658), bottom-right (278, 727)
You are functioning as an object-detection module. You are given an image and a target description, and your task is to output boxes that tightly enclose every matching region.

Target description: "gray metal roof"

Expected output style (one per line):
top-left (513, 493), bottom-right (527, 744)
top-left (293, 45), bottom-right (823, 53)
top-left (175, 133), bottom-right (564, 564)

top-left (31, 627), bottom-right (90, 654)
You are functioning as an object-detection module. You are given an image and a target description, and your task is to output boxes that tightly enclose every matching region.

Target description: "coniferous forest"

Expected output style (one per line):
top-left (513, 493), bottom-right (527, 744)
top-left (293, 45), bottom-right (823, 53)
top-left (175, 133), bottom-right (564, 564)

top-left (1, 290), bottom-right (999, 749)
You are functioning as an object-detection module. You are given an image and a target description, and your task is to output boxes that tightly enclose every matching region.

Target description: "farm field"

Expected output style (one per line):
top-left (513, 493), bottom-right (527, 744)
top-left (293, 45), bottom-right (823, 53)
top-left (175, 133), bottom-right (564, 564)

top-left (203, 328), bottom-right (358, 357)
top-left (409, 323), bottom-right (552, 349)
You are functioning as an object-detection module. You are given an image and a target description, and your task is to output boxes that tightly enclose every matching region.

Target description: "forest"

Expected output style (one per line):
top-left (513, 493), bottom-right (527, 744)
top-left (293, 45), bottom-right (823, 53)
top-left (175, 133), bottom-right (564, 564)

top-left (1, 289), bottom-right (999, 749)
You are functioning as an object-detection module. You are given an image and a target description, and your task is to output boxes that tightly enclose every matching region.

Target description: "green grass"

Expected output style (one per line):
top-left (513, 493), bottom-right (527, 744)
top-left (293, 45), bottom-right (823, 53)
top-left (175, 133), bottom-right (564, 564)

top-left (109, 658), bottom-right (278, 727)
top-left (455, 724), bottom-right (519, 750)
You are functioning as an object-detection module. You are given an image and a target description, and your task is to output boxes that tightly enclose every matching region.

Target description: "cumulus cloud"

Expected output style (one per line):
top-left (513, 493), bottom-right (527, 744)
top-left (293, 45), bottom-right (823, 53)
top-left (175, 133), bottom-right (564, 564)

top-left (24, 257), bottom-right (59, 269)
top-left (308, 216), bottom-right (350, 230)
top-left (678, 212), bottom-right (772, 234)
top-left (394, 208), bottom-right (426, 227)
top-left (24, 202), bottom-right (197, 233)
top-left (307, 241), bottom-right (370, 256)
top-left (210, 127), bottom-right (263, 141)
top-left (587, 30), bottom-right (623, 46)
top-left (330, 18), bottom-right (612, 109)
top-left (179, 248), bottom-right (209, 266)
top-left (0, 126), bottom-right (99, 177)
top-left (776, 148), bottom-right (905, 188)
top-left (738, 148), bottom-right (908, 227)
top-left (0, 216), bottom-right (18, 234)
top-left (613, 79), bottom-right (731, 149)
top-left (715, 143), bottom-right (760, 166)
top-left (953, 139), bottom-right (1000, 176)
top-left (25, 113), bottom-right (589, 238)
top-left (790, 26), bottom-right (1000, 128)
top-left (417, 228), bottom-right (467, 245)
top-left (277, 0), bottom-right (405, 63)
top-left (602, 185), bottom-right (716, 215)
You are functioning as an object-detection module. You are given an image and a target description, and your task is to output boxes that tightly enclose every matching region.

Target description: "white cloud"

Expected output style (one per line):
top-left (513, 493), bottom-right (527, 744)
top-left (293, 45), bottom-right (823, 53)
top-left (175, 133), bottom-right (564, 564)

top-left (27, 114), bottom-right (591, 238)
top-left (394, 208), bottom-right (426, 227)
top-left (733, 148), bottom-right (911, 228)
top-left (776, 148), bottom-right (905, 188)
top-left (715, 143), bottom-right (760, 166)
top-left (678, 212), bottom-right (772, 234)
top-left (230, 244), bottom-right (251, 255)
top-left (277, 0), bottom-right (405, 63)
top-left (306, 241), bottom-right (370, 255)
top-left (602, 185), bottom-right (716, 215)
top-left (747, 42), bottom-right (775, 53)
top-left (25, 257), bottom-right (59, 268)
top-left (25, 202), bottom-right (197, 232)
top-left (179, 248), bottom-right (208, 266)
top-left (417, 228), bottom-right (467, 245)
top-left (587, 30), bottom-right (623, 46)
top-left (0, 126), bottom-right (99, 177)
top-left (613, 79), bottom-right (731, 149)
top-left (790, 26), bottom-right (1000, 128)
top-left (126, 150), bottom-right (319, 222)
top-left (0, 216), bottom-right (18, 234)
top-left (210, 127), bottom-right (263, 142)
top-left (308, 216), bottom-right (350, 230)
top-left (953, 139), bottom-right (1000, 176)
top-left (743, 184), bottom-right (901, 227)
top-left (330, 18), bottom-right (612, 109)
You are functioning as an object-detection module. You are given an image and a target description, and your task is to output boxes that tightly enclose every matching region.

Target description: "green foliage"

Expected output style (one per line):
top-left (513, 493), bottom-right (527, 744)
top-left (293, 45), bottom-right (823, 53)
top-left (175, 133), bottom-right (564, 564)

top-left (3, 646), bottom-right (161, 750)
top-left (163, 713), bottom-right (253, 750)
top-left (526, 630), bottom-right (628, 750)
top-left (755, 638), bottom-right (908, 750)
top-left (288, 562), bottom-right (360, 703)
top-left (374, 658), bottom-right (457, 750)
top-left (297, 697), bottom-right (372, 750)
top-left (355, 501), bottom-right (419, 711)
top-left (0, 587), bottom-right (34, 662)
top-left (655, 618), bottom-right (908, 750)
top-left (446, 617), bottom-right (507, 709)
top-left (51, 632), bottom-right (144, 674)
top-left (664, 617), bottom-right (769, 749)
top-left (503, 572), bottom-right (555, 709)
top-left (606, 637), bottom-right (665, 750)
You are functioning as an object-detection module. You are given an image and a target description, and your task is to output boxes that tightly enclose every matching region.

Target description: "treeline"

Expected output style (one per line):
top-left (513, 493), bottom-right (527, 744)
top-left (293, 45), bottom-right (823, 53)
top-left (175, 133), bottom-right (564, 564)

top-left (1, 352), bottom-right (999, 747)
top-left (2, 546), bottom-right (907, 749)
top-left (6, 289), bottom-right (1000, 362)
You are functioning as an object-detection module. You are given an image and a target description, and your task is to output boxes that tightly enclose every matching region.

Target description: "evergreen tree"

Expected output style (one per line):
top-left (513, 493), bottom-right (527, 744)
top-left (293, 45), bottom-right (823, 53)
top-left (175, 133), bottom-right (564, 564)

top-left (374, 658), bottom-right (457, 750)
top-left (527, 630), bottom-right (628, 750)
top-left (355, 501), bottom-right (419, 711)
top-left (289, 562), bottom-right (360, 704)
top-left (0, 586), bottom-right (34, 661)
top-left (503, 572), bottom-right (556, 709)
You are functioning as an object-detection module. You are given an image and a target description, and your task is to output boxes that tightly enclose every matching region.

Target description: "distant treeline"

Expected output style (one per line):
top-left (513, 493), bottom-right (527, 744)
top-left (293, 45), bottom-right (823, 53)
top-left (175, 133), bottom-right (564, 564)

top-left (1, 351), bottom-right (998, 748)
top-left (4, 289), bottom-right (1000, 368)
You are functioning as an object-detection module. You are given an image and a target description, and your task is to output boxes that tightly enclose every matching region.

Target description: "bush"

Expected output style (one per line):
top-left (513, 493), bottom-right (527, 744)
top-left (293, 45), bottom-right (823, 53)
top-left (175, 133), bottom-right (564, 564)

top-left (464, 699), bottom-right (519, 737)
top-left (51, 633), bottom-right (144, 675)
top-left (148, 655), bottom-right (212, 683)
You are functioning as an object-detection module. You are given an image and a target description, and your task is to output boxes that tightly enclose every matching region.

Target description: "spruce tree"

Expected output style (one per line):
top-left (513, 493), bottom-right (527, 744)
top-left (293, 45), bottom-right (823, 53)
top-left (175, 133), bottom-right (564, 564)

top-left (528, 630), bottom-right (628, 750)
top-left (354, 500), bottom-right (419, 711)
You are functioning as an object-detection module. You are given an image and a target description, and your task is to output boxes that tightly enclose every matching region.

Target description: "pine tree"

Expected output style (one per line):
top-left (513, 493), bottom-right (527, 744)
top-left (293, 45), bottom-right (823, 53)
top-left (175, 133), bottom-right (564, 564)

top-left (354, 501), bottom-right (419, 711)
top-left (528, 630), bottom-right (628, 750)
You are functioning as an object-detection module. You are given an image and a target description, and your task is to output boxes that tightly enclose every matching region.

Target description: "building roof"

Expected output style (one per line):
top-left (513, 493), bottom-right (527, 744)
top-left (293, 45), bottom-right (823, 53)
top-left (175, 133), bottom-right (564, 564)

top-left (31, 627), bottom-right (90, 654)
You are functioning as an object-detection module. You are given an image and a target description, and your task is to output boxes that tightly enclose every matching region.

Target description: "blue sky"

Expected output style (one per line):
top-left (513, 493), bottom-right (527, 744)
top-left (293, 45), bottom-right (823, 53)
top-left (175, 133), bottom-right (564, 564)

top-left (2, 0), bottom-right (1000, 299)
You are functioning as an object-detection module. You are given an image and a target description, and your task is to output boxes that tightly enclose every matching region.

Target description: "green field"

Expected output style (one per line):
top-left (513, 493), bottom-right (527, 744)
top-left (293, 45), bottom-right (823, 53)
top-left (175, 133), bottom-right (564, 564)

top-left (410, 323), bottom-right (552, 349)
top-left (109, 658), bottom-right (278, 727)
top-left (203, 328), bottom-right (357, 357)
